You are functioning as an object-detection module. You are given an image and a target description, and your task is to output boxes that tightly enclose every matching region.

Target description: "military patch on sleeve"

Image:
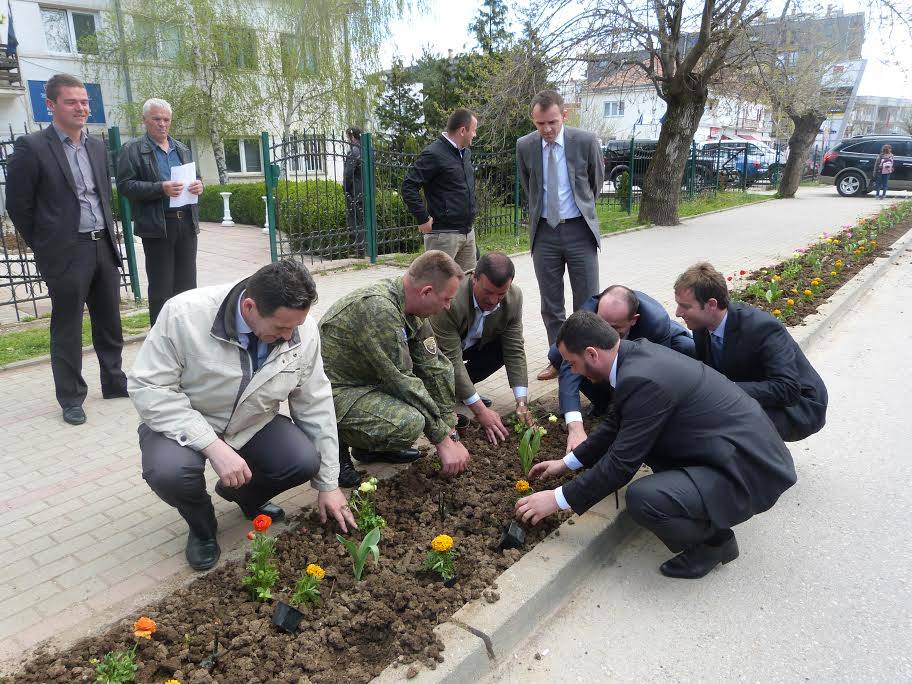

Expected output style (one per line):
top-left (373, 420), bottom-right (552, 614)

top-left (423, 336), bottom-right (438, 355)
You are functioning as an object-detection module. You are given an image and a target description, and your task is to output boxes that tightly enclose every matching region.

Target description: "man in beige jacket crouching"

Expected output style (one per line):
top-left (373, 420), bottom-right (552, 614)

top-left (129, 260), bottom-right (355, 570)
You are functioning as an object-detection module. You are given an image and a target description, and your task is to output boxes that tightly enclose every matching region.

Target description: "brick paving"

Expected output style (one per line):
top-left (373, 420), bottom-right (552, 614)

top-left (0, 186), bottom-right (888, 671)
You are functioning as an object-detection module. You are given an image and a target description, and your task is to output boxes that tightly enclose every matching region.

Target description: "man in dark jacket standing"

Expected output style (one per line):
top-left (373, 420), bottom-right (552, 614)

top-left (516, 311), bottom-right (797, 579)
top-left (402, 109), bottom-right (478, 272)
top-left (342, 126), bottom-right (365, 257)
top-left (6, 73), bottom-right (128, 425)
top-left (116, 98), bottom-right (203, 325)
top-left (674, 262), bottom-right (828, 442)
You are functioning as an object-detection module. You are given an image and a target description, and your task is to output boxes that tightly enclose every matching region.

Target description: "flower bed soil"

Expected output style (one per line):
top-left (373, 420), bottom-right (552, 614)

top-left (9, 419), bottom-right (576, 684)
top-left (731, 203), bottom-right (912, 326)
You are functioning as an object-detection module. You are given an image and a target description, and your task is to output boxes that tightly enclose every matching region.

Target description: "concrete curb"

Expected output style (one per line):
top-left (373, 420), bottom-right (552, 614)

top-left (372, 219), bottom-right (912, 684)
top-left (791, 223), bottom-right (912, 352)
top-left (374, 488), bottom-right (640, 683)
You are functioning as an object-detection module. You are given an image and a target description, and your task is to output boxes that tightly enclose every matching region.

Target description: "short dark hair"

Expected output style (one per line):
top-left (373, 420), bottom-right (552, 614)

top-left (474, 251), bottom-right (515, 288)
top-left (46, 74), bottom-right (85, 102)
top-left (556, 311), bottom-right (620, 355)
top-left (246, 260), bottom-right (318, 316)
top-left (530, 89), bottom-right (564, 114)
top-left (407, 249), bottom-right (464, 289)
top-left (674, 262), bottom-right (729, 309)
top-left (346, 126), bottom-right (362, 141)
top-left (446, 108), bottom-right (476, 133)
top-left (603, 285), bottom-right (640, 318)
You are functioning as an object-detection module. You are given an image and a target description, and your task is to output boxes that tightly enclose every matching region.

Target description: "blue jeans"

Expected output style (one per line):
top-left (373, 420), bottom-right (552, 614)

top-left (874, 173), bottom-right (890, 197)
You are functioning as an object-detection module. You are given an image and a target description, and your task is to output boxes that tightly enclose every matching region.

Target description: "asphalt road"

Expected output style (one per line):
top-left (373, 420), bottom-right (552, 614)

top-left (485, 251), bottom-right (912, 683)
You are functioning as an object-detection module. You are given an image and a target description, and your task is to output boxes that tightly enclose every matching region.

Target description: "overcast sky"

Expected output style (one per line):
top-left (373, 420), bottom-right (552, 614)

top-left (380, 0), bottom-right (912, 99)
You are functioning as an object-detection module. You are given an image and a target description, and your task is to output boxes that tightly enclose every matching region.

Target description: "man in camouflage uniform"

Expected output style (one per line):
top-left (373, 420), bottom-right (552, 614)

top-left (320, 250), bottom-right (470, 486)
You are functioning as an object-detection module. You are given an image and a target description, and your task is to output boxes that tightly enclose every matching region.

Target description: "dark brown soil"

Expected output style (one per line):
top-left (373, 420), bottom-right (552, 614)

top-left (9, 416), bottom-right (575, 683)
top-left (737, 211), bottom-right (912, 326)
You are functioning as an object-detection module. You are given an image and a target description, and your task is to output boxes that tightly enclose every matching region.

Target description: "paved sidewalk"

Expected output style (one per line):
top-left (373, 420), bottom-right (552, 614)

top-left (0, 186), bottom-right (889, 669)
top-left (483, 247), bottom-right (912, 683)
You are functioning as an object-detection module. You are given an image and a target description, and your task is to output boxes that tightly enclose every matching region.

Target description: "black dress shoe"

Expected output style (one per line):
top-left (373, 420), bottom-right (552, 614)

top-left (62, 406), bottom-right (87, 425)
top-left (351, 447), bottom-right (422, 464)
top-left (660, 530), bottom-right (739, 579)
top-left (338, 461), bottom-right (364, 488)
top-left (480, 397), bottom-right (493, 408)
top-left (214, 482), bottom-right (285, 523)
top-left (186, 532), bottom-right (220, 571)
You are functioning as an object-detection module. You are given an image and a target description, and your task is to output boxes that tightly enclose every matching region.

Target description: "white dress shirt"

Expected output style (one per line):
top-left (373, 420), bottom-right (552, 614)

top-left (541, 127), bottom-right (582, 223)
top-left (554, 352), bottom-right (618, 510)
top-left (463, 294), bottom-right (528, 406)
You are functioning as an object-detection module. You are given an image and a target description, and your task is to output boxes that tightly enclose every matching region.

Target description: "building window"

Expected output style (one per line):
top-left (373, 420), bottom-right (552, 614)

top-left (603, 100), bottom-right (625, 117)
top-left (286, 135), bottom-right (326, 173)
top-left (777, 51), bottom-right (798, 68)
top-left (216, 28), bottom-right (257, 69)
top-left (224, 138), bottom-right (262, 174)
top-left (41, 7), bottom-right (99, 54)
top-left (280, 34), bottom-right (318, 76)
top-left (133, 18), bottom-right (182, 62)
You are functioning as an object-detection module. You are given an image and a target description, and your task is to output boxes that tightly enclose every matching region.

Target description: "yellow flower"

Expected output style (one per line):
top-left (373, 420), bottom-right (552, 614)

top-left (803, 289), bottom-right (813, 297)
top-left (772, 275), bottom-right (782, 282)
top-left (790, 288), bottom-right (799, 294)
top-left (834, 239), bottom-right (840, 244)
top-left (165, 680), bottom-right (181, 684)
top-left (548, 414), bottom-right (558, 423)
top-left (772, 309), bottom-right (782, 316)
top-left (431, 534), bottom-right (454, 552)
top-left (306, 564), bottom-right (326, 580)
top-left (811, 278), bottom-right (822, 286)
top-left (835, 259), bottom-right (844, 267)
top-left (786, 298), bottom-right (795, 306)
top-left (830, 271), bottom-right (837, 276)
top-left (515, 479), bottom-right (531, 493)
top-left (826, 238), bottom-right (833, 243)
top-left (871, 240), bottom-right (877, 247)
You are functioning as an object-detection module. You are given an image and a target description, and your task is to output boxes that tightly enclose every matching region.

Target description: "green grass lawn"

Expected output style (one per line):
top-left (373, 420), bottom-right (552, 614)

top-left (0, 311), bottom-right (150, 367)
top-left (381, 190), bottom-right (771, 266)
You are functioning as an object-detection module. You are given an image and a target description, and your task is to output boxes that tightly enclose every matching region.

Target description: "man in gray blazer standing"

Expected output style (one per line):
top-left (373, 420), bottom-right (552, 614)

top-left (516, 90), bottom-right (604, 380)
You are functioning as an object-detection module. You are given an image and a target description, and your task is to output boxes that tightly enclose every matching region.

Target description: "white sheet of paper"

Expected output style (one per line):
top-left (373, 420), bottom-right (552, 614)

top-left (169, 162), bottom-right (198, 208)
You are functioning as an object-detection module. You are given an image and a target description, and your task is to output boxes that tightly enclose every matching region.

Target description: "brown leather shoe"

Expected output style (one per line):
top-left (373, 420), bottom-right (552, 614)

top-left (536, 364), bottom-right (558, 381)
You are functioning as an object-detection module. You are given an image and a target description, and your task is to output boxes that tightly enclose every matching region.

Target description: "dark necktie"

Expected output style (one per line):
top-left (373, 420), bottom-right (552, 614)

top-left (710, 333), bottom-right (723, 369)
top-left (247, 331), bottom-right (261, 372)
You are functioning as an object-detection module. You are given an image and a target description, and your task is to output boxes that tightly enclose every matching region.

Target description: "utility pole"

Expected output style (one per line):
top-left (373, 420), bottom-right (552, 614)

top-left (112, 0), bottom-right (136, 136)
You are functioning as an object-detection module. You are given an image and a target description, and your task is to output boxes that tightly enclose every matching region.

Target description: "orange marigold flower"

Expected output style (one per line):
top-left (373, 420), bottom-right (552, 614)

top-left (772, 309), bottom-right (782, 316)
top-left (306, 563), bottom-right (326, 580)
top-left (515, 479), bottom-right (531, 493)
top-left (786, 299), bottom-right (795, 306)
top-left (133, 616), bottom-right (157, 639)
top-left (431, 534), bottom-right (454, 552)
top-left (252, 514), bottom-right (272, 532)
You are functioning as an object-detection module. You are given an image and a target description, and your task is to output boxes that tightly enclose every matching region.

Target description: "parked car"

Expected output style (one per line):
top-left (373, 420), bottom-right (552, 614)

top-left (698, 141), bottom-right (776, 186)
top-left (819, 135), bottom-right (912, 196)
top-left (603, 140), bottom-right (718, 190)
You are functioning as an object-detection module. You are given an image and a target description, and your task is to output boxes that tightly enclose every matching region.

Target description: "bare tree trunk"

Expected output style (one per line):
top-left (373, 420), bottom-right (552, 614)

top-left (209, 122), bottom-right (228, 185)
top-left (638, 91), bottom-right (707, 225)
top-left (776, 111), bottom-right (825, 199)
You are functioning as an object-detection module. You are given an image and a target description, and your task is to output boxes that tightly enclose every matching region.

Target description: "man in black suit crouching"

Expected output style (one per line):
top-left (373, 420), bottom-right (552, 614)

top-left (674, 262), bottom-right (827, 442)
top-left (515, 311), bottom-right (797, 579)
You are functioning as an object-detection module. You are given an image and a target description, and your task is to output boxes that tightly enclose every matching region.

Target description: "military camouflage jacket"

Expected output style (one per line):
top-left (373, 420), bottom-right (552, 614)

top-left (319, 277), bottom-right (456, 444)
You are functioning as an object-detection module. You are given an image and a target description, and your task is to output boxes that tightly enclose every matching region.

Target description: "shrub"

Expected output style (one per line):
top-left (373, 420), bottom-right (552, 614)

top-left (199, 182), bottom-right (268, 225)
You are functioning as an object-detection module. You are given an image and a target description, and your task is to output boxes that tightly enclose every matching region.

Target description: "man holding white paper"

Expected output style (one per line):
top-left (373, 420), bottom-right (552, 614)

top-left (116, 98), bottom-right (203, 325)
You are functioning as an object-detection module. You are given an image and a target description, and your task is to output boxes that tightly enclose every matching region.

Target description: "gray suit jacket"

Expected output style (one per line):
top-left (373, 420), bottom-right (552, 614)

top-left (516, 126), bottom-right (603, 250)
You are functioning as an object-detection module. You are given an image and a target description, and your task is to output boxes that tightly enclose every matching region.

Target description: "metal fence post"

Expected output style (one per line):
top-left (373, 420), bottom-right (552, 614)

top-left (513, 153), bottom-right (521, 237)
top-left (627, 136), bottom-right (634, 216)
top-left (715, 142), bottom-right (721, 192)
top-left (689, 141), bottom-right (696, 198)
top-left (361, 132), bottom-right (377, 264)
top-left (260, 132), bottom-right (279, 263)
top-left (772, 142), bottom-right (782, 188)
top-left (741, 142), bottom-right (749, 191)
top-left (107, 126), bottom-right (142, 303)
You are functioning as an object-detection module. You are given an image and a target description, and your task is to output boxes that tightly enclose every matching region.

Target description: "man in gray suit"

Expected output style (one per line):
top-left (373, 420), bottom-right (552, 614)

top-left (517, 90), bottom-right (604, 381)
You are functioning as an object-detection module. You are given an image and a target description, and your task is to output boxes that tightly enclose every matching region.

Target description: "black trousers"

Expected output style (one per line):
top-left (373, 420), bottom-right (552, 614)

top-left (44, 236), bottom-right (126, 409)
top-left (463, 339), bottom-right (505, 385)
top-left (141, 211), bottom-right (198, 326)
top-left (139, 415), bottom-right (320, 539)
top-left (625, 469), bottom-right (728, 553)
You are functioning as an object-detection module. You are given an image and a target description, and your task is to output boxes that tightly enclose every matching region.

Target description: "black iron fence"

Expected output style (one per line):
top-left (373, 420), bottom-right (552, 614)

top-left (0, 126), bottom-right (141, 323)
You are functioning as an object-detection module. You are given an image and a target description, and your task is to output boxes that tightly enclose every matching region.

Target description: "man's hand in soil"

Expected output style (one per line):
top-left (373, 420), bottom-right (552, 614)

top-left (318, 487), bottom-right (357, 533)
top-left (528, 458), bottom-right (570, 482)
top-left (470, 402), bottom-right (510, 445)
top-left (436, 435), bottom-right (470, 475)
top-left (566, 421), bottom-right (588, 454)
top-left (202, 438), bottom-right (252, 488)
top-left (515, 490), bottom-right (560, 525)
top-left (514, 400), bottom-right (535, 427)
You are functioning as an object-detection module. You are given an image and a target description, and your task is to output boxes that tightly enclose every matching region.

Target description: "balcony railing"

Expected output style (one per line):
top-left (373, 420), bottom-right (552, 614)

top-left (0, 46), bottom-right (22, 89)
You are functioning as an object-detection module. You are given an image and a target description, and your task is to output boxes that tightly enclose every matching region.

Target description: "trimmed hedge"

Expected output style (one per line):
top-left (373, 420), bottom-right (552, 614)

top-left (199, 182), bottom-right (268, 226)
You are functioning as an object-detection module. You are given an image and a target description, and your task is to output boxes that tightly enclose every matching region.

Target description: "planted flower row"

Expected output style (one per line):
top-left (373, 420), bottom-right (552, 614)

top-left (729, 201), bottom-right (912, 325)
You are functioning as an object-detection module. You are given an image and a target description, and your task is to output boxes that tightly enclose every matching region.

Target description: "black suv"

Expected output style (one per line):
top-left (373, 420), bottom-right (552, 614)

top-left (819, 135), bottom-right (912, 196)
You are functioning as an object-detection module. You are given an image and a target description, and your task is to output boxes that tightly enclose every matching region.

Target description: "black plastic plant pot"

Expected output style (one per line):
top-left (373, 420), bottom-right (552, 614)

top-left (272, 601), bottom-right (304, 633)
top-left (498, 521), bottom-right (526, 550)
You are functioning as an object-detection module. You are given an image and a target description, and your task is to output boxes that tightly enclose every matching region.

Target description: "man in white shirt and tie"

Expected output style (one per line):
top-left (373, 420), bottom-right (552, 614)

top-left (516, 90), bottom-right (604, 381)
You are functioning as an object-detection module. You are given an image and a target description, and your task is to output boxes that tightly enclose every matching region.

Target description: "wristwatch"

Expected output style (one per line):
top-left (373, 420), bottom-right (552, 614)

top-left (449, 430), bottom-right (461, 443)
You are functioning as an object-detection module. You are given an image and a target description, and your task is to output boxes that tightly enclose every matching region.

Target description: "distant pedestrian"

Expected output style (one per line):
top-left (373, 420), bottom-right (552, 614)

top-left (873, 144), bottom-right (894, 199)
top-left (5, 73), bottom-right (128, 426)
top-left (342, 126), bottom-right (365, 257)
top-left (116, 98), bottom-right (203, 325)
top-left (402, 109), bottom-right (478, 272)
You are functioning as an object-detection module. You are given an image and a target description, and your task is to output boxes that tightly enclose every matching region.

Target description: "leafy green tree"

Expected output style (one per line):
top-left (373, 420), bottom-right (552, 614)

top-left (470, 0), bottom-right (513, 54)
top-left (374, 57), bottom-right (425, 147)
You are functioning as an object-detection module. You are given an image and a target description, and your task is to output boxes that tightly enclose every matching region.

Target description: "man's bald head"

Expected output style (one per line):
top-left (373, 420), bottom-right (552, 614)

top-left (596, 285), bottom-right (640, 338)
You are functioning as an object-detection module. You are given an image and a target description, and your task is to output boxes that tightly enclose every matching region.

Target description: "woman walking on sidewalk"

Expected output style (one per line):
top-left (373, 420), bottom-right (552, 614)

top-left (873, 144), bottom-right (894, 199)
